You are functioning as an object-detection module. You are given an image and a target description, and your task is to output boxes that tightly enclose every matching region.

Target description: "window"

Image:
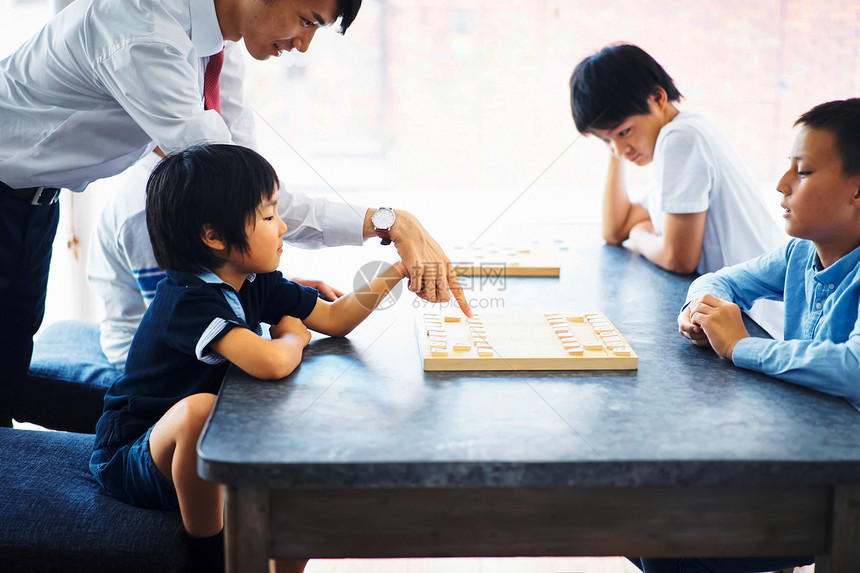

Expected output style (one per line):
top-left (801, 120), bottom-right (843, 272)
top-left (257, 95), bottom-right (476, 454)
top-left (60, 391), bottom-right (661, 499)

top-left (3, 0), bottom-right (859, 324)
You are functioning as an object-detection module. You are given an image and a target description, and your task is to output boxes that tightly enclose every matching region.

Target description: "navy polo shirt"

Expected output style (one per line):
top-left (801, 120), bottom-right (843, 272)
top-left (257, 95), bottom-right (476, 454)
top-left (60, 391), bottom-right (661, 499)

top-left (93, 269), bottom-right (318, 456)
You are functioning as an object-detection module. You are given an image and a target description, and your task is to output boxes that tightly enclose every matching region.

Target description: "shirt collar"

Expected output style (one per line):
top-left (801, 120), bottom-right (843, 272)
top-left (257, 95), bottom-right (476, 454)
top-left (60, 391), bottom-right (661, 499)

top-left (813, 242), bottom-right (860, 286)
top-left (189, 0), bottom-right (225, 57)
top-left (164, 269), bottom-right (256, 288)
top-left (196, 271), bottom-right (257, 288)
top-left (813, 252), bottom-right (825, 272)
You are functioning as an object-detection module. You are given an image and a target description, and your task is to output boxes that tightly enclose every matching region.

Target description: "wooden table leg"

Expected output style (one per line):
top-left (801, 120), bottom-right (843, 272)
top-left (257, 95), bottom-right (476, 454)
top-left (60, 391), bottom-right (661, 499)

top-left (225, 486), bottom-right (271, 573)
top-left (815, 485), bottom-right (860, 573)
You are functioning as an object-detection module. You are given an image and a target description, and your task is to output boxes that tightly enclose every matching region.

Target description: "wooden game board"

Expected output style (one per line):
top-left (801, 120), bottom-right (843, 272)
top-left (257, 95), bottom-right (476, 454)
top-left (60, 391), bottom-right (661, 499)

top-left (448, 242), bottom-right (560, 277)
top-left (418, 312), bottom-right (638, 371)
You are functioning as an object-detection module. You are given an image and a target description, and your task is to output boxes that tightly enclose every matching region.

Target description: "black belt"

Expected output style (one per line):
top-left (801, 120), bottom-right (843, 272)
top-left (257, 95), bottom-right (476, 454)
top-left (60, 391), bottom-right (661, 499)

top-left (0, 181), bottom-right (61, 205)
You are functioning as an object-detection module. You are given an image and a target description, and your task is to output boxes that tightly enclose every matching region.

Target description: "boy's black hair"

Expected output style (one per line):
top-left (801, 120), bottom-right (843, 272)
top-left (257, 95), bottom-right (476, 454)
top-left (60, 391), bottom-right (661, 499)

top-left (146, 144), bottom-right (280, 273)
top-left (795, 98), bottom-right (860, 177)
top-left (336, 0), bottom-right (362, 34)
top-left (569, 43), bottom-right (682, 134)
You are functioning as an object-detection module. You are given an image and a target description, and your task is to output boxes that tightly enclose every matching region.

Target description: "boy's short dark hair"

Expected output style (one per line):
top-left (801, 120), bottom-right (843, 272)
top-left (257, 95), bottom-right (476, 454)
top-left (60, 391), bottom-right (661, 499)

top-left (146, 144), bottom-right (280, 273)
top-left (795, 98), bottom-right (860, 177)
top-left (569, 43), bottom-right (682, 134)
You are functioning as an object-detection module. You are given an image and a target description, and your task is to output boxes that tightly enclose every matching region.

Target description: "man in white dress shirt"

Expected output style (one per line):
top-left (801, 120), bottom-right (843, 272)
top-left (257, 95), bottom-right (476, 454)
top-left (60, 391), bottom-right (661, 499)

top-left (0, 0), bottom-right (469, 426)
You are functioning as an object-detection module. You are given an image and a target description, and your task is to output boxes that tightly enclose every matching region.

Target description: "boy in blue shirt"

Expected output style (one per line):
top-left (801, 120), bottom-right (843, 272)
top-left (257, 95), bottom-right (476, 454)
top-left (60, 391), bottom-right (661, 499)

top-left (90, 144), bottom-right (405, 573)
top-left (663, 99), bottom-right (860, 573)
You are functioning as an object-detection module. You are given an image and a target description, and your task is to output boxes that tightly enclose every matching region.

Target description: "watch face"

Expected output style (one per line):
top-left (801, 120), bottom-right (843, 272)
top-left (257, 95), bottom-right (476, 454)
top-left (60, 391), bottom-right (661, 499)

top-left (372, 208), bottom-right (396, 229)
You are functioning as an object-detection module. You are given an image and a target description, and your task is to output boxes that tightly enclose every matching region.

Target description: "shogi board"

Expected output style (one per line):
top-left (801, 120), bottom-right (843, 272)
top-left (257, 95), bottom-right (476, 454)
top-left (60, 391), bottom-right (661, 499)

top-left (418, 312), bottom-right (638, 371)
top-left (448, 242), bottom-right (560, 277)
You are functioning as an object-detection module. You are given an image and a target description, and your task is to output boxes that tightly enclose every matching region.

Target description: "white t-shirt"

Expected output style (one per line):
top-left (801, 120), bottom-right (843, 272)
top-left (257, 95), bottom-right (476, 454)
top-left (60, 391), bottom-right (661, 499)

top-left (644, 112), bottom-right (787, 336)
top-left (0, 0), bottom-right (231, 191)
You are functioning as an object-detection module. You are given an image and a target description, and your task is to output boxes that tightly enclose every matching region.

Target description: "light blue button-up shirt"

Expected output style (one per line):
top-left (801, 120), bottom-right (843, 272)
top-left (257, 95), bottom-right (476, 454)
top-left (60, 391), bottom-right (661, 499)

top-left (686, 238), bottom-right (860, 412)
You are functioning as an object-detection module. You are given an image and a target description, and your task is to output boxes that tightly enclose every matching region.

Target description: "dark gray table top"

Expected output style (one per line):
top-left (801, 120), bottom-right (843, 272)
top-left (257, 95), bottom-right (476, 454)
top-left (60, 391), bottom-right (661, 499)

top-left (198, 231), bottom-right (860, 489)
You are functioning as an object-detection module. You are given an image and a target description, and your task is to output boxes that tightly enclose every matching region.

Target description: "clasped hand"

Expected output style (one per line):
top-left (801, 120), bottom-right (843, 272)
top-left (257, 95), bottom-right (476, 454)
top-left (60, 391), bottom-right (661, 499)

top-left (678, 294), bottom-right (749, 359)
top-left (269, 315), bottom-right (311, 348)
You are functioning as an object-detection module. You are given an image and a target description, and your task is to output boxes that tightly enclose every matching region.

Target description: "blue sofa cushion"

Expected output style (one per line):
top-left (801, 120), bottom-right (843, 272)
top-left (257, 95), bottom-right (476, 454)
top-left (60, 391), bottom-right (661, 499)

top-left (18, 320), bottom-right (123, 432)
top-left (0, 428), bottom-right (189, 572)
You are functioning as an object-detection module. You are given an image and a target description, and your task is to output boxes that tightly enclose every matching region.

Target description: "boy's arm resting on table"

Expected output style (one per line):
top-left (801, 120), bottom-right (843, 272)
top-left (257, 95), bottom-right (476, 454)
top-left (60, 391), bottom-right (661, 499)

top-left (629, 212), bottom-right (706, 274)
top-left (602, 155), bottom-right (652, 244)
top-left (303, 262), bottom-right (407, 338)
top-left (210, 321), bottom-right (310, 380)
top-left (732, 334), bottom-right (860, 405)
top-left (687, 294), bottom-right (749, 357)
top-left (675, 242), bottom-right (860, 405)
top-left (679, 245), bottom-right (791, 346)
top-left (685, 290), bottom-right (860, 405)
top-left (289, 278), bottom-right (344, 302)
top-left (686, 246), bottom-right (791, 307)
top-left (635, 126), bottom-right (719, 273)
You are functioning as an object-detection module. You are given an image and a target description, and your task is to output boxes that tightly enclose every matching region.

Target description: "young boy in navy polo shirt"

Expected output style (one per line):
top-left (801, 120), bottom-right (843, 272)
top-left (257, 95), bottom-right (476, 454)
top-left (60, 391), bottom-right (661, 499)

top-left (90, 144), bottom-right (406, 573)
top-left (652, 99), bottom-right (860, 573)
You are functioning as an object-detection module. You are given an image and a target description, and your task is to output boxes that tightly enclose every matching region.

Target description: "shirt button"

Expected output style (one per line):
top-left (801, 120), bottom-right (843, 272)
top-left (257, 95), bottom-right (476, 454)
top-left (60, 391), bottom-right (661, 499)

top-left (828, 284), bottom-right (835, 290)
top-left (816, 302), bottom-right (823, 310)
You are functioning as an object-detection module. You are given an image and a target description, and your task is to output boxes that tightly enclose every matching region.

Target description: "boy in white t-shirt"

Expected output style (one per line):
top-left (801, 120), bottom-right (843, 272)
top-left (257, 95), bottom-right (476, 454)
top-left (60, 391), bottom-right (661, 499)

top-left (568, 43), bottom-right (786, 335)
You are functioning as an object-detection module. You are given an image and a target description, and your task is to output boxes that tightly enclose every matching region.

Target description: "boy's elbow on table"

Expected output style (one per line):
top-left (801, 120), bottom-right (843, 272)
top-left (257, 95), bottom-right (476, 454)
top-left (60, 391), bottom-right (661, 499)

top-left (602, 228), bottom-right (629, 245)
top-left (249, 344), bottom-right (302, 380)
top-left (315, 322), bottom-right (356, 339)
top-left (663, 257), bottom-right (699, 275)
top-left (252, 358), bottom-right (298, 380)
top-left (658, 245), bottom-right (700, 275)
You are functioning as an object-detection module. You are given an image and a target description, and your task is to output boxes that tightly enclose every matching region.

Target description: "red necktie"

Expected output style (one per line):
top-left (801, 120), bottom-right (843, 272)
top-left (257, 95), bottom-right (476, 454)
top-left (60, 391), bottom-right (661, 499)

top-left (203, 49), bottom-right (224, 114)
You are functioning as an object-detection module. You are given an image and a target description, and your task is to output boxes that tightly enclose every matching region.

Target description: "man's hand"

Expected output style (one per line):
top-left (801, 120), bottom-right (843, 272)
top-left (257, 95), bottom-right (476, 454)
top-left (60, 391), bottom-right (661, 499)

top-left (291, 278), bottom-right (344, 302)
top-left (269, 315), bottom-right (311, 348)
top-left (678, 299), bottom-right (710, 347)
top-left (386, 210), bottom-right (472, 317)
top-left (688, 294), bottom-right (749, 360)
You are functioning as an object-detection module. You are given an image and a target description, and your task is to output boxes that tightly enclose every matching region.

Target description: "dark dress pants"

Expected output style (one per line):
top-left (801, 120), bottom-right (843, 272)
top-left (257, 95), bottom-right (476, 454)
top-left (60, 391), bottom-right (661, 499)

top-left (0, 193), bottom-right (60, 426)
top-left (629, 556), bottom-right (814, 573)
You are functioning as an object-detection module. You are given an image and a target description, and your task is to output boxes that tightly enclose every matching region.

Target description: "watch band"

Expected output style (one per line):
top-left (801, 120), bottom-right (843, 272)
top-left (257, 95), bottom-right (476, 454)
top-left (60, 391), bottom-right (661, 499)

top-left (376, 228), bottom-right (392, 246)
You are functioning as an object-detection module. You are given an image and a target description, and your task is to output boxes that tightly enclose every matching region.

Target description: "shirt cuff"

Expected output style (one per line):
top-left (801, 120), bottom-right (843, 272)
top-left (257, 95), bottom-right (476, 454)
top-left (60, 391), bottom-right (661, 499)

top-left (196, 318), bottom-right (235, 364)
top-left (731, 336), bottom-right (771, 372)
top-left (322, 201), bottom-right (367, 247)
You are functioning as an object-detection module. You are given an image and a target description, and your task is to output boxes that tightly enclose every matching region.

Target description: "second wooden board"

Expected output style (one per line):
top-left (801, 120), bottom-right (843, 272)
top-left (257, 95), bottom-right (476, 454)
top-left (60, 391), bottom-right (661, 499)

top-left (448, 242), bottom-right (560, 277)
top-left (418, 311), bottom-right (638, 371)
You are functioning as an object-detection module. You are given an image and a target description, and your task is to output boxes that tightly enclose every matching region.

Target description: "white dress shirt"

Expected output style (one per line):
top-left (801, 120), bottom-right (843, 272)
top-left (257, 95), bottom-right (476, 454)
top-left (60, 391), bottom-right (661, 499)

top-left (0, 0), bottom-right (231, 191)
